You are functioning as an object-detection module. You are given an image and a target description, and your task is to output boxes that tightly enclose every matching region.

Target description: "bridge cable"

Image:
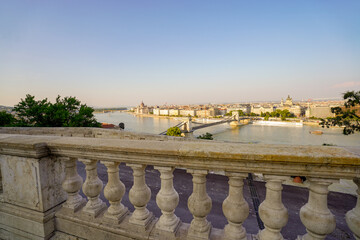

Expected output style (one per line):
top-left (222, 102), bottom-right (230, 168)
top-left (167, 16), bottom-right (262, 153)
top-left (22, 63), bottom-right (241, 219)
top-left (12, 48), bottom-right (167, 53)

top-left (246, 173), bottom-right (265, 230)
top-left (159, 121), bottom-right (186, 135)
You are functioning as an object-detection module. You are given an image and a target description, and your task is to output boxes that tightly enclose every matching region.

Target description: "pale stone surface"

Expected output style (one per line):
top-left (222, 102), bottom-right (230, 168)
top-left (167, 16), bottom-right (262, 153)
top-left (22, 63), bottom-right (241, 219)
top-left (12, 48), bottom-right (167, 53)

top-left (51, 231), bottom-right (86, 240)
top-left (61, 157), bottom-right (85, 212)
top-left (80, 159), bottom-right (106, 217)
top-left (187, 169), bottom-right (212, 240)
top-left (222, 172), bottom-right (249, 240)
top-left (154, 166), bottom-right (181, 234)
top-left (298, 178), bottom-right (337, 240)
top-left (0, 127), bottom-right (199, 142)
top-left (0, 148), bottom-right (65, 240)
top-left (346, 178), bottom-right (360, 240)
top-left (1, 133), bottom-right (360, 180)
top-left (0, 202), bottom-right (61, 239)
top-left (258, 175), bottom-right (289, 240)
top-left (128, 163), bottom-right (154, 228)
top-left (0, 155), bottom-right (39, 210)
top-left (102, 161), bottom-right (128, 222)
top-left (0, 132), bottom-right (360, 240)
top-left (0, 166), bottom-right (2, 192)
top-left (0, 155), bottom-right (65, 212)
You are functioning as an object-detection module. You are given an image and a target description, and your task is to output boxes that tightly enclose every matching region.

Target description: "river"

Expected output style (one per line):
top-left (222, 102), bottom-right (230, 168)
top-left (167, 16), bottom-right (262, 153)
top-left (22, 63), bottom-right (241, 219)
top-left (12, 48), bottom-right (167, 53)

top-left (94, 112), bottom-right (360, 147)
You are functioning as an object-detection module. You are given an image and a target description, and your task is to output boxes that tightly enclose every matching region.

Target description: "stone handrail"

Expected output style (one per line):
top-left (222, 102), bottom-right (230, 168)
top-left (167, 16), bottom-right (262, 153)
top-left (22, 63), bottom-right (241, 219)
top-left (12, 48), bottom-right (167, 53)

top-left (0, 133), bottom-right (359, 240)
top-left (1, 134), bottom-right (359, 178)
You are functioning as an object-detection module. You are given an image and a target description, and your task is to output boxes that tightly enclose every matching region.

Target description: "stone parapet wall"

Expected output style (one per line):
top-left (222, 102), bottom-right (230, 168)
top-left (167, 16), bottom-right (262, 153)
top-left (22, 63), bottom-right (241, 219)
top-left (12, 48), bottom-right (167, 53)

top-left (0, 127), bottom-right (200, 142)
top-left (0, 132), bottom-right (359, 240)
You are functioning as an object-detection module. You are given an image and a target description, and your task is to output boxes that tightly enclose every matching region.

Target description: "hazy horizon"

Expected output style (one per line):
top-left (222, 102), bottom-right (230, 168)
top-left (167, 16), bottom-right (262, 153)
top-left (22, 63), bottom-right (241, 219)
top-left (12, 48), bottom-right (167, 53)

top-left (1, 1), bottom-right (359, 107)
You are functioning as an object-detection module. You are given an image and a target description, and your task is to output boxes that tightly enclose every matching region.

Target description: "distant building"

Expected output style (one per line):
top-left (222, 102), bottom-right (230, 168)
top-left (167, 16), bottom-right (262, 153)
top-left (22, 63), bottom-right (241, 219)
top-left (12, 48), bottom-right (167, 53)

top-left (306, 105), bottom-right (336, 118)
top-left (281, 95), bottom-right (293, 107)
top-left (195, 108), bottom-right (221, 118)
top-left (218, 108), bottom-right (227, 116)
top-left (251, 105), bottom-right (275, 115)
top-left (180, 109), bottom-right (197, 117)
top-left (153, 108), bottom-right (160, 115)
top-left (227, 104), bottom-right (251, 114)
top-left (169, 109), bottom-right (180, 116)
top-left (135, 101), bottom-right (152, 114)
top-left (160, 109), bottom-right (170, 116)
top-left (277, 95), bottom-right (304, 117)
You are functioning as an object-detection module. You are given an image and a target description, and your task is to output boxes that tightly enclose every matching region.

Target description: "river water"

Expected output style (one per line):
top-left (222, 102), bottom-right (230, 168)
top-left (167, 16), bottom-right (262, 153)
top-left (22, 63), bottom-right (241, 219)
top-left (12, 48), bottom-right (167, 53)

top-left (95, 112), bottom-right (360, 147)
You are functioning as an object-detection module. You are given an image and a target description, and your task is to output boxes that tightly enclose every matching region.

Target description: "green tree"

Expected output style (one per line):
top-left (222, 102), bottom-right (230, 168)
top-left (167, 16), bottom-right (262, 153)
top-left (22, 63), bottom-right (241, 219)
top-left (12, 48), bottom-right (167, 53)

top-left (225, 111), bottom-right (232, 116)
top-left (13, 95), bottom-right (50, 126)
top-left (0, 111), bottom-right (16, 126)
top-left (320, 91), bottom-right (360, 135)
top-left (238, 110), bottom-right (245, 116)
top-left (166, 126), bottom-right (182, 137)
top-left (197, 132), bottom-right (213, 140)
top-left (12, 94), bottom-right (101, 127)
top-left (264, 113), bottom-right (270, 121)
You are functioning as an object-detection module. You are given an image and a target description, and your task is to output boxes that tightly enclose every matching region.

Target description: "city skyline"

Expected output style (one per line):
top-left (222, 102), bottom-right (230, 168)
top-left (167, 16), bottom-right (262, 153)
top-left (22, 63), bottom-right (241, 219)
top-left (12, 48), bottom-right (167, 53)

top-left (1, 1), bottom-right (360, 107)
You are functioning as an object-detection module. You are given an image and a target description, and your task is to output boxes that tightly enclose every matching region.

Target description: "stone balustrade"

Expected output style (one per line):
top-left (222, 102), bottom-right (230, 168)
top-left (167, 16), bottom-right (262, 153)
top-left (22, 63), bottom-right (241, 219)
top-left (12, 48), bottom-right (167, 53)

top-left (0, 133), bottom-right (359, 240)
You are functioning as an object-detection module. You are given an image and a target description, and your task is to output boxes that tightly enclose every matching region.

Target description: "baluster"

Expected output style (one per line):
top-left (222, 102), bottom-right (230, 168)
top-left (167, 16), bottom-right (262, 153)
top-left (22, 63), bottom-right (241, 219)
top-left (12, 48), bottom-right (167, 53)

top-left (298, 178), bottom-right (337, 240)
top-left (0, 166), bottom-right (2, 192)
top-left (128, 164), bottom-right (153, 227)
top-left (80, 159), bottom-right (106, 217)
top-left (102, 161), bottom-right (128, 223)
top-left (222, 172), bottom-right (249, 240)
top-left (61, 157), bottom-right (86, 211)
top-left (258, 175), bottom-right (288, 240)
top-left (346, 178), bottom-right (360, 240)
top-left (187, 169), bottom-right (212, 240)
top-left (155, 166), bottom-right (181, 233)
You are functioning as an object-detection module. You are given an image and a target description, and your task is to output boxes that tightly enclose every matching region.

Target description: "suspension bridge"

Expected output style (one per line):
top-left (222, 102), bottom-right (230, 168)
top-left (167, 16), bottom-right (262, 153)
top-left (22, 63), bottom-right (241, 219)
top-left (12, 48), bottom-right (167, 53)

top-left (159, 114), bottom-right (255, 135)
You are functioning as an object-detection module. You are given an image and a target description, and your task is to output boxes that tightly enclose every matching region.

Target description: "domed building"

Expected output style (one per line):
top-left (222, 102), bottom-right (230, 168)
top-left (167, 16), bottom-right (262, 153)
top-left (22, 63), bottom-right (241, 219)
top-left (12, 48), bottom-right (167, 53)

top-left (136, 101), bottom-right (152, 114)
top-left (280, 95), bottom-right (293, 107)
top-left (278, 95), bottom-right (304, 117)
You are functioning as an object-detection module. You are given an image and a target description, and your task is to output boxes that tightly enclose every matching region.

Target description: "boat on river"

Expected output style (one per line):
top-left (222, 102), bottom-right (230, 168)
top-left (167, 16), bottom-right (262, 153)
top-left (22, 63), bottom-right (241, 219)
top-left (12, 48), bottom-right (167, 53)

top-left (309, 130), bottom-right (323, 135)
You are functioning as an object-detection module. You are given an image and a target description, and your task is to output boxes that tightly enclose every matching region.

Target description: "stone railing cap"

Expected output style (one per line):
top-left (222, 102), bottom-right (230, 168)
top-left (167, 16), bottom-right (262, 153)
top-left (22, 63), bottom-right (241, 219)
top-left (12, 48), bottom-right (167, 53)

top-left (0, 134), bottom-right (60, 158)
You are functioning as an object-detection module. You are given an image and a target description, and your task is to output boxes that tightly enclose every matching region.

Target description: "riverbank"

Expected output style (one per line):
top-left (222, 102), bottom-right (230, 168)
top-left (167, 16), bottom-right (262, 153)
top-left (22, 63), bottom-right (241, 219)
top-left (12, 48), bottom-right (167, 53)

top-left (252, 120), bottom-right (303, 127)
top-left (128, 112), bottom-right (329, 128)
top-left (127, 111), bottom-right (180, 120)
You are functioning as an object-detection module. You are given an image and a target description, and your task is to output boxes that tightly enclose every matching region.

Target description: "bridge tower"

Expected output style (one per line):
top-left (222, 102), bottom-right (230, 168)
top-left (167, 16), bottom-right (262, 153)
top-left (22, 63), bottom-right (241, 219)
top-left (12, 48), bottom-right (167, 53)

top-left (182, 117), bottom-right (194, 138)
top-left (232, 111), bottom-right (240, 121)
top-left (182, 117), bottom-right (193, 132)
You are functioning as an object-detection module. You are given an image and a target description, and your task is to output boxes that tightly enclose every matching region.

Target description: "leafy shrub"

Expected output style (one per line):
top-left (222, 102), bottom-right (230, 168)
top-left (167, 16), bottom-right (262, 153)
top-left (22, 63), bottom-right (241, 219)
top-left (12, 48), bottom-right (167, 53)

top-left (166, 126), bottom-right (182, 136)
top-left (197, 132), bottom-right (213, 140)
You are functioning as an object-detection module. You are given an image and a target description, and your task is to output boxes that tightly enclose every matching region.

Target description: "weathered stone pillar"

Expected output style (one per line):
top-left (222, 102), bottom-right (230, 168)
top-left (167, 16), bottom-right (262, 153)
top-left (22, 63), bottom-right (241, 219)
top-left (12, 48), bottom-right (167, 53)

top-left (0, 139), bottom-right (66, 240)
top-left (102, 161), bottom-right (128, 223)
top-left (0, 166), bottom-right (2, 192)
top-left (61, 157), bottom-right (86, 212)
top-left (258, 175), bottom-right (288, 240)
top-left (187, 169), bottom-right (212, 239)
top-left (346, 178), bottom-right (360, 240)
top-left (128, 164), bottom-right (153, 227)
top-left (155, 166), bottom-right (180, 233)
top-left (222, 172), bottom-right (249, 240)
top-left (80, 159), bottom-right (106, 217)
top-left (298, 178), bottom-right (337, 240)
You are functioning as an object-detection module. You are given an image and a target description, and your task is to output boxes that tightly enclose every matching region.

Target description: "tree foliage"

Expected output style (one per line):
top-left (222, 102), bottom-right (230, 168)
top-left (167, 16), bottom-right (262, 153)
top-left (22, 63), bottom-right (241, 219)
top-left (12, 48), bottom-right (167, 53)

top-left (197, 132), bottom-right (213, 140)
top-left (264, 113), bottom-right (270, 121)
top-left (260, 109), bottom-right (294, 120)
top-left (225, 110), bottom-right (257, 117)
top-left (320, 91), bottom-right (360, 135)
top-left (5, 94), bottom-right (101, 127)
top-left (166, 126), bottom-right (182, 137)
top-left (0, 111), bottom-right (16, 126)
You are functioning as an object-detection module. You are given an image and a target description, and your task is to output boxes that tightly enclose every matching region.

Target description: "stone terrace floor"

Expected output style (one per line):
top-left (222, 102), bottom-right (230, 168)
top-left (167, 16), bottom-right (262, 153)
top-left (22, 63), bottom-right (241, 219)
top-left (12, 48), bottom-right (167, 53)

top-left (76, 162), bottom-right (357, 240)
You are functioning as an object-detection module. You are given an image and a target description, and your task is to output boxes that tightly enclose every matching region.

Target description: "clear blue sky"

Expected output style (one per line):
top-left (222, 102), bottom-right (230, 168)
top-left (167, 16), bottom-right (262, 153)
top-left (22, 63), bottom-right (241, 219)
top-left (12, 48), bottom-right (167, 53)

top-left (1, 1), bottom-right (359, 107)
